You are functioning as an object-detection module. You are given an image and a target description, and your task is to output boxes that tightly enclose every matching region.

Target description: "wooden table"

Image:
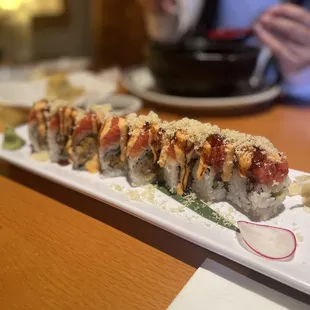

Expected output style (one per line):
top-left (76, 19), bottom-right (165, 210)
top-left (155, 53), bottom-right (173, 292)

top-left (1, 102), bottom-right (310, 309)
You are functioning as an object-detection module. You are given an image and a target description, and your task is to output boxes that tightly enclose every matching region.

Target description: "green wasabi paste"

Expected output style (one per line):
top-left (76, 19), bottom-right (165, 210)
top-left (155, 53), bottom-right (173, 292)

top-left (2, 126), bottom-right (25, 150)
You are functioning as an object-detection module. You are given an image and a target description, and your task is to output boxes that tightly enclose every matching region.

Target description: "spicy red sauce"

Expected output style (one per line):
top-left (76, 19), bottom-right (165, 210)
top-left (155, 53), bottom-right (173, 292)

top-left (247, 148), bottom-right (288, 184)
top-left (49, 114), bottom-right (60, 129)
top-left (167, 143), bottom-right (176, 159)
top-left (28, 110), bottom-right (37, 122)
top-left (207, 135), bottom-right (225, 172)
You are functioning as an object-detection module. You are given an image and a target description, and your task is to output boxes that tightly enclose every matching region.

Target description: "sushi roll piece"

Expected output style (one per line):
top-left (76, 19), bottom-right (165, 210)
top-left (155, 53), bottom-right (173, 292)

top-left (28, 99), bottom-right (51, 152)
top-left (47, 100), bottom-right (84, 165)
top-left (191, 127), bottom-right (231, 202)
top-left (159, 118), bottom-right (215, 195)
top-left (224, 130), bottom-right (290, 221)
top-left (126, 112), bottom-right (163, 186)
top-left (71, 104), bottom-right (111, 173)
top-left (98, 113), bottom-right (128, 178)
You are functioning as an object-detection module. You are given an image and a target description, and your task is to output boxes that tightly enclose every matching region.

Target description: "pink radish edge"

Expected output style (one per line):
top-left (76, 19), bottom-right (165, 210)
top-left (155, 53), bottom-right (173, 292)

top-left (237, 220), bottom-right (297, 260)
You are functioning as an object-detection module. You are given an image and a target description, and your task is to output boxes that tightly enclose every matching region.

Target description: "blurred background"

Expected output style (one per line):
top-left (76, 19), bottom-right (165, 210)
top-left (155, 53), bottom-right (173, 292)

top-left (0, 0), bottom-right (150, 128)
top-left (0, 0), bottom-right (145, 68)
top-left (0, 0), bottom-right (309, 129)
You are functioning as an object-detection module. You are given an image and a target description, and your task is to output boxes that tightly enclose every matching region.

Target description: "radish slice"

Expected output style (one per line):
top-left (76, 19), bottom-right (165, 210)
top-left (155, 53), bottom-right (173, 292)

top-left (237, 221), bottom-right (297, 260)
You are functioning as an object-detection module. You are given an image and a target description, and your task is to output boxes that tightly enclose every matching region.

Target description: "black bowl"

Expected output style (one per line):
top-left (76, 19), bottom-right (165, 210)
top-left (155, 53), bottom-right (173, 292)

top-left (147, 39), bottom-right (260, 97)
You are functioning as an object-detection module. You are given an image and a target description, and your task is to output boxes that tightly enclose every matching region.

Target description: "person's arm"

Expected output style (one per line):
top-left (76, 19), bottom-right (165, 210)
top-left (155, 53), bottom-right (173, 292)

top-left (254, 3), bottom-right (310, 100)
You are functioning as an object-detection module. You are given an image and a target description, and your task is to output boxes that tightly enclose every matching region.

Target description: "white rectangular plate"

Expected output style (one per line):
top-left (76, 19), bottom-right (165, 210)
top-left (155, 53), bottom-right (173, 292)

top-left (0, 125), bottom-right (309, 295)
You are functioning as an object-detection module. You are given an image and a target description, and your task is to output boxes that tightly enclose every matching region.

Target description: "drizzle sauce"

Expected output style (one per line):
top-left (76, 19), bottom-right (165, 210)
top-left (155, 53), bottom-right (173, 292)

top-left (207, 134), bottom-right (225, 172)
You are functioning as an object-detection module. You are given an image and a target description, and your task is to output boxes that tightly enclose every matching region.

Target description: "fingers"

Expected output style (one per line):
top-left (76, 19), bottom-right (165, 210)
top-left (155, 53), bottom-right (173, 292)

top-left (254, 24), bottom-right (291, 61)
top-left (269, 3), bottom-right (310, 28)
top-left (254, 4), bottom-right (310, 74)
top-left (254, 23), bottom-right (300, 73)
top-left (260, 13), bottom-right (310, 45)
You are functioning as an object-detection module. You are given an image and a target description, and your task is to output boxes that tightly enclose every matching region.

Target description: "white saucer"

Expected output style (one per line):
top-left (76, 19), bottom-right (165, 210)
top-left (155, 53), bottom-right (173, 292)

top-left (121, 66), bottom-right (282, 110)
top-left (0, 71), bottom-right (116, 109)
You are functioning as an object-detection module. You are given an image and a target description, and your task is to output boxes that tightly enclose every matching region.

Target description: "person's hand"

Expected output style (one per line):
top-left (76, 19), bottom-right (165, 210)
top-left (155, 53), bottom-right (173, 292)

top-left (254, 4), bottom-right (310, 76)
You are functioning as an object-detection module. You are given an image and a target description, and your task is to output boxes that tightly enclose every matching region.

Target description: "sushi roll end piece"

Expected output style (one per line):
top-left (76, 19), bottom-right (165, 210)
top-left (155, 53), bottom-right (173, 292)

top-left (224, 131), bottom-right (290, 221)
top-left (28, 99), bottom-right (50, 153)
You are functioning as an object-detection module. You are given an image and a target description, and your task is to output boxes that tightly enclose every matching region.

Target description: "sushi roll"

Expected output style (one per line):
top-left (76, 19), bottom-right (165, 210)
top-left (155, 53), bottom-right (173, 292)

top-left (98, 113), bottom-right (128, 178)
top-left (28, 99), bottom-right (51, 153)
top-left (47, 100), bottom-right (84, 165)
top-left (158, 118), bottom-right (215, 195)
top-left (224, 130), bottom-right (290, 221)
top-left (126, 112), bottom-right (163, 186)
top-left (71, 104), bottom-right (111, 173)
top-left (27, 102), bottom-right (291, 222)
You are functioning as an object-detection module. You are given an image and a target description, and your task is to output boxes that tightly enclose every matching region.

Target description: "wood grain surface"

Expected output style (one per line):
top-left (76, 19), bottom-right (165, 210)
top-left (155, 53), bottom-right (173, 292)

top-left (1, 102), bottom-right (310, 309)
top-left (0, 175), bottom-right (195, 310)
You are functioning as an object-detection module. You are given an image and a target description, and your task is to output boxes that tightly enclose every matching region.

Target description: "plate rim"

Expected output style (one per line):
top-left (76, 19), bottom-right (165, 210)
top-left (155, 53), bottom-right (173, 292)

top-left (121, 66), bottom-right (282, 109)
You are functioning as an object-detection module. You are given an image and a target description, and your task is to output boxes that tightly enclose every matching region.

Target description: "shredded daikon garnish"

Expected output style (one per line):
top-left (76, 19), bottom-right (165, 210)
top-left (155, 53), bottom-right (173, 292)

top-left (289, 175), bottom-right (310, 207)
